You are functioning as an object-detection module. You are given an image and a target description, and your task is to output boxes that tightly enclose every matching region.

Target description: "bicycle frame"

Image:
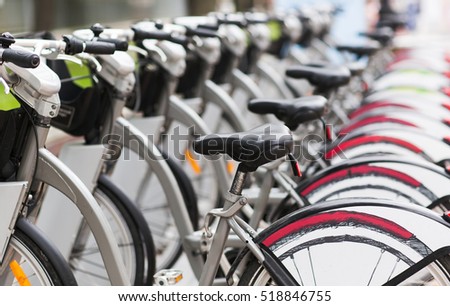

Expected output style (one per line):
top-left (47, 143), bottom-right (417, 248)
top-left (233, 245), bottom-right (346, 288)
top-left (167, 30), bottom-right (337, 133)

top-left (198, 167), bottom-right (298, 286)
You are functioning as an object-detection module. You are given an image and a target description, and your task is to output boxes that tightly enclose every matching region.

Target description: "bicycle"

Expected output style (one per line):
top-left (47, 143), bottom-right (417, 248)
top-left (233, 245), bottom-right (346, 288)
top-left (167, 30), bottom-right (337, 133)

top-left (188, 122), bottom-right (450, 286)
top-left (0, 34), bottom-right (75, 285)
top-left (71, 22), bottom-right (242, 270)
top-left (3, 34), bottom-right (134, 285)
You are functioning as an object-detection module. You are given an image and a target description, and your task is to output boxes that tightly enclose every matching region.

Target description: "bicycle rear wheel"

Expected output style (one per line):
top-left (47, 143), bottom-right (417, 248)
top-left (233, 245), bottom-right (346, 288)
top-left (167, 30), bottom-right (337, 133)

top-left (0, 218), bottom-right (77, 286)
top-left (239, 199), bottom-right (450, 286)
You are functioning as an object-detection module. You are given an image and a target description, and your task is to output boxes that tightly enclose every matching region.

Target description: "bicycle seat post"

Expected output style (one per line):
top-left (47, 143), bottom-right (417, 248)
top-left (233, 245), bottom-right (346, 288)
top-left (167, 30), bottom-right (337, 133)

top-left (198, 163), bottom-right (250, 285)
top-left (229, 164), bottom-right (248, 196)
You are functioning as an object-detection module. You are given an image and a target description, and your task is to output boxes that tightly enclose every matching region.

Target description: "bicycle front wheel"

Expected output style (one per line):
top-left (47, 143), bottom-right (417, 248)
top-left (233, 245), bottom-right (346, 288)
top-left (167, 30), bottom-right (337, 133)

top-left (69, 175), bottom-right (155, 285)
top-left (239, 199), bottom-right (450, 286)
top-left (0, 218), bottom-right (77, 286)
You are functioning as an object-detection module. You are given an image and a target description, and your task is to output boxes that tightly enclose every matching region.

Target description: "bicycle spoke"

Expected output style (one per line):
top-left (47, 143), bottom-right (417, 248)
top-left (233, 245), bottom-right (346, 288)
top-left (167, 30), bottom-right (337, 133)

top-left (71, 243), bottom-right (133, 258)
top-left (140, 204), bottom-right (170, 212)
top-left (307, 247), bottom-right (317, 286)
top-left (387, 258), bottom-right (401, 282)
top-left (70, 265), bottom-right (109, 281)
top-left (72, 257), bottom-right (106, 269)
top-left (367, 249), bottom-right (385, 285)
top-left (290, 254), bottom-right (304, 286)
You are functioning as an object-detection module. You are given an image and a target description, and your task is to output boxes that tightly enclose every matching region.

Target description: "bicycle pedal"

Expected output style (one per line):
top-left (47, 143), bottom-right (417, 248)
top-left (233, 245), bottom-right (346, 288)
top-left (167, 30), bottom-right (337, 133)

top-left (153, 269), bottom-right (183, 286)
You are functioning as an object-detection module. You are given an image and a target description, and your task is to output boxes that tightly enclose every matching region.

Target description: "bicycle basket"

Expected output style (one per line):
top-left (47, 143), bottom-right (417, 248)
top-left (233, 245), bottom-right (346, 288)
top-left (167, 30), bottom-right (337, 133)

top-left (48, 60), bottom-right (101, 136)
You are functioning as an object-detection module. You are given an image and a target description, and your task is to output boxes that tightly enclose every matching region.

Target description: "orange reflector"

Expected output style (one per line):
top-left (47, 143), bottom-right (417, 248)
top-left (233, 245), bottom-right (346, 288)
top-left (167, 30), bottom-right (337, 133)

top-left (185, 149), bottom-right (202, 174)
top-left (175, 273), bottom-right (183, 283)
top-left (227, 161), bottom-right (234, 174)
top-left (9, 260), bottom-right (31, 286)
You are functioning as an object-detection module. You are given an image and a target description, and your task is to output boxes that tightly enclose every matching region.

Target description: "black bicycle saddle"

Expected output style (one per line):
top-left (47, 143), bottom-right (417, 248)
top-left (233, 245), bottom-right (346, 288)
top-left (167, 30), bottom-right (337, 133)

top-left (193, 124), bottom-right (293, 171)
top-left (248, 96), bottom-right (327, 130)
top-left (360, 27), bottom-right (394, 46)
top-left (336, 41), bottom-right (381, 58)
top-left (286, 65), bottom-right (351, 90)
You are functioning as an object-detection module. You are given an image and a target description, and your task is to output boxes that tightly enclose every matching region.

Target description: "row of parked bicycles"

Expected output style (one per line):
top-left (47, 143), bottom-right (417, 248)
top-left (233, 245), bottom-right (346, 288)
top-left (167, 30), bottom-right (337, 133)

top-left (1, 3), bottom-right (450, 286)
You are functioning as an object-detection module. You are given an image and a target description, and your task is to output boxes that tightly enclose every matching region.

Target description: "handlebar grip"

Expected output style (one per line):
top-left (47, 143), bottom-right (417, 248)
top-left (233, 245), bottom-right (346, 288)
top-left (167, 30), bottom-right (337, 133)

top-left (132, 27), bottom-right (188, 46)
top-left (132, 27), bottom-right (171, 41)
top-left (167, 35), bottom-right (189, 47)
top-left (63, 35), bottom-right (116, 55)
top-left (197, 24), bottom-right (220, 31)
top-left (217, 18), bottom-right (246, 27)
top-left (2, 48), bottom-right (40, 68)
top-left (244, 14), bottom-right (269, 25)
top-left (63, 35), bottom-right (85, 54)
top-left (96, 38), bottom-right (129, 51)
top-left (185, 27), bottom-right (219, 38)
top-left (83, 40), bottom-right (116, 54)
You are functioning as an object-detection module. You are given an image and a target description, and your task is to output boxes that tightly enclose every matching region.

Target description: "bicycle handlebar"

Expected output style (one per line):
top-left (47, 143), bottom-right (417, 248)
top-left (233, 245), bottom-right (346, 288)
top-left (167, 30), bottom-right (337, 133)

top-left (243, 13), bottom-right (269, 25)
top-left (96, 37), bottom-right (129, 51)
top-left (216, 17), bottom-right (246, 27)
top-left (84, 40), bottom-right (116, 54)
top-left (63, 35), bottom-right (116, 55)
top-left (184, 26), bottom-right (220, 39)
top-left (197, 24), bottom-right (220, 31)
top-left (131, 27), bottom-right (189, 46)
top-left (0, 48), bottom-right (40, 68)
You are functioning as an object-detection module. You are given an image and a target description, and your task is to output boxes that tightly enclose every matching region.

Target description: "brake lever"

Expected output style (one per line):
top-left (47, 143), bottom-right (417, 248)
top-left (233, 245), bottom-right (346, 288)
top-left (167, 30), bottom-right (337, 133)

top-left (192, 35), bottom-right (204, 48)
top-left (75, 53), bottom-right (102, 72)
top-left (143, 43), bottom-right (167, 63)
top-left (43, 52), bottom-right (84, 67)
top-left (127, 45), bottom-right (148, 57)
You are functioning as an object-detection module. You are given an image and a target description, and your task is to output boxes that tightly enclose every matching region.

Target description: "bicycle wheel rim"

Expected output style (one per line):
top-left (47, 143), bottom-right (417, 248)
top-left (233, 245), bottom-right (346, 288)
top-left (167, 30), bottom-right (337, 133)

top-left (240, 200), bottom-right (450, 286)
top-left (69, 189), bottom-right (139, 285)
top-left (241, 238), bottom-right (450, 286)
top-left (0, 222), bottom-right (75, 286)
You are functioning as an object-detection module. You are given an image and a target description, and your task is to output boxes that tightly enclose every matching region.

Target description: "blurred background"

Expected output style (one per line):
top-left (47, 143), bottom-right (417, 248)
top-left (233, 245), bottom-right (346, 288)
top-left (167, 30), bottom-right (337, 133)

top-left (0, 0), bottom-right (254, 33)
top-left (0, 0), bottom-right (447, 39)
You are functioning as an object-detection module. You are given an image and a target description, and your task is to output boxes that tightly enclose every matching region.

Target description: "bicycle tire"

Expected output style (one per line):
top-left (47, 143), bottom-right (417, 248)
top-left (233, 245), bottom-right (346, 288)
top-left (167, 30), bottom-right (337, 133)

top-left (269, 158), bottom-right (450, 222)
top-left (153, 153), bottom-right (199, 269)
top-left (1, 218), bottom-right (78, 286)
top-left (239, 198), bottom-right (450, 286)
top-left (69, 175), bottom-right (155, 285)
top-left (107, 144), bottom-right (199, 271)
top-left (164, 152), bottom-right (199, 230)
top-left (97, 175), bottom-right (155, 285)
